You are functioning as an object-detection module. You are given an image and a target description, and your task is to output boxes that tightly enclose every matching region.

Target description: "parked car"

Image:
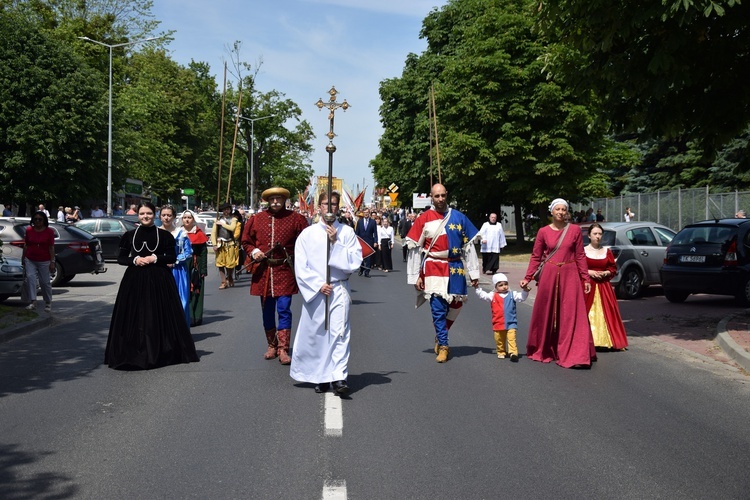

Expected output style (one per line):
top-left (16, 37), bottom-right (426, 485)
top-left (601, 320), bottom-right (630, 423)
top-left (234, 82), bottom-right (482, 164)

top-left (0, 217), bottom-right (107, 286)
top-left (660, 218), bottom-right (750, 305)
top-left (74, 217), bottom-right (137, 260)
top-left (579, 221), bottom-right (677, 299)
top-left (195, 213), bottom-right (216, 246)
top-left (0, 245), bottom-right (24, 302)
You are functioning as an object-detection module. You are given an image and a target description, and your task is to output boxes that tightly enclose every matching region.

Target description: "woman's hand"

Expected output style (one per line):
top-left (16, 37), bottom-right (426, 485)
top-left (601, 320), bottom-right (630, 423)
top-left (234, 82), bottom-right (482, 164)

top-left (520, 279), bottom-right (530, 289)
top-left (319, 283), bottom-right (333, 296)
top-left (584, 282), bottom-right (591, 294)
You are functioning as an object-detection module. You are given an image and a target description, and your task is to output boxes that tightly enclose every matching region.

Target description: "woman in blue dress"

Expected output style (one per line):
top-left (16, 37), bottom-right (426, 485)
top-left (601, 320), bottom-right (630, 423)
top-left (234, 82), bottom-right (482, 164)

top-left (160, 205), bottom-right (193, 326)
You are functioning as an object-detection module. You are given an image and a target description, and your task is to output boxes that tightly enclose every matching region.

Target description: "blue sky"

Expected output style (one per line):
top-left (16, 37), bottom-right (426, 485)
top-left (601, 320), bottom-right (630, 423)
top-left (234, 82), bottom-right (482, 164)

top-left (151, 0), bottom-right (448, 201)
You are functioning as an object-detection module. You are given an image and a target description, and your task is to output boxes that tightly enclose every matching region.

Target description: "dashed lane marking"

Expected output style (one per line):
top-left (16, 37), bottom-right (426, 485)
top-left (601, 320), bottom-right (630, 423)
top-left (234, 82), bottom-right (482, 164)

top-left (324, 392), bottom-right (343, 437)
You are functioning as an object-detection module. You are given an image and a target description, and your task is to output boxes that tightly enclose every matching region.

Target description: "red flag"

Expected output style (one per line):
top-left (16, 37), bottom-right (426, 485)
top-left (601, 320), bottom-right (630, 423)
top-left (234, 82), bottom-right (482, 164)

top-left (357, 236), bottom-right (375, 259)
top-left (353, 189), bottom-right (366, 210)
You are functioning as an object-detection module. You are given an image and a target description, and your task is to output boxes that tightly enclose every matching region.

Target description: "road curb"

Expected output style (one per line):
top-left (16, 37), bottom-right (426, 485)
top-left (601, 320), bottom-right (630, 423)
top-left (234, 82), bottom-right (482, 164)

top-left (716, 313), bottom-right (750, 373)
top-left (0, 315), bottom-right (54, 344)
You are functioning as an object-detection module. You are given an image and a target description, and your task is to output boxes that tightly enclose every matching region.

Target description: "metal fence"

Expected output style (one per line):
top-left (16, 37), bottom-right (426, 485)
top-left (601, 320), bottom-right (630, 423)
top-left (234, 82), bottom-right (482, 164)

top-left (500, 187), bottom-right (750, 235)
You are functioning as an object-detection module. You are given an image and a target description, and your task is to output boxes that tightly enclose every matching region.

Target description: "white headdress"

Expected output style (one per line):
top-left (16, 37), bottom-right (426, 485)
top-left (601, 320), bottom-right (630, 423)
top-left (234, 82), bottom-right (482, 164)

top-left (548, 198), bottom-right (569, 213)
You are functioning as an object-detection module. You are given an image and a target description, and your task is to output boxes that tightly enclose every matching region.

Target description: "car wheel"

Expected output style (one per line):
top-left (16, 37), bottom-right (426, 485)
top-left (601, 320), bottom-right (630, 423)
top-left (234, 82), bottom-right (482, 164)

top-left (735, 278), bottom-right (750, 307)
top-left (664, 288), bottom-right (690, 303)
top-left (50, 262), bottom-right (66, 287)
top-left (616, 267), bottom-right (643, 299)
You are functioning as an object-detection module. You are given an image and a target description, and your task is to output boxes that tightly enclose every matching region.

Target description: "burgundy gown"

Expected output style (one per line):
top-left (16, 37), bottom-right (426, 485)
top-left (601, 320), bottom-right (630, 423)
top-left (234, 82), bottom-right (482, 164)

top-left (584, 249), bottom-right (628, 350)
top-left (524, 224), bottom-right (596, 368)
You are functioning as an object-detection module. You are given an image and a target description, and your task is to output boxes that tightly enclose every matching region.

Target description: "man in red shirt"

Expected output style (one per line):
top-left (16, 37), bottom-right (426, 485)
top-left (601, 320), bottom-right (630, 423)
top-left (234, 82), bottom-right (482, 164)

top-left (242, 187), bottom-right (308, 364)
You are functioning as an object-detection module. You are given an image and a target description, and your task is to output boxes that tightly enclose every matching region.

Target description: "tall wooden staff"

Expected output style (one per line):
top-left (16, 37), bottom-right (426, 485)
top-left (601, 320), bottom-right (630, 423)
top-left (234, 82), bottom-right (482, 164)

top-left (315, 86), bottom-right (350, 330)
top-left (429, 83), bottom-right (442, 184)
top-left (226, 87), bottom-right (243, 202)
top-left (216, 62), bottom-right (227, 209)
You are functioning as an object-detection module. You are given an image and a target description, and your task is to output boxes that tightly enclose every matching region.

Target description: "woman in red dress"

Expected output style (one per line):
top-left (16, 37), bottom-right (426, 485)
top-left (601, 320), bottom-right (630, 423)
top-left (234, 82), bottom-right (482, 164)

top-left (584, 223), bottom-right (628, 350)
top-left (520, 198), bottom-right (596, 368)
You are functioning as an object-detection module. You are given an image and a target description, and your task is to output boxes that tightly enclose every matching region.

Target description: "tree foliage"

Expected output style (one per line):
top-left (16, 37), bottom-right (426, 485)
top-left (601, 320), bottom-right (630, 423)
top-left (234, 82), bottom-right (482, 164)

top-left (374, 0), bottom-right (626, 233)
top-left (537, 0), bottom-right (750, 149)
top-left (0, 8), bottom-right (107, 207)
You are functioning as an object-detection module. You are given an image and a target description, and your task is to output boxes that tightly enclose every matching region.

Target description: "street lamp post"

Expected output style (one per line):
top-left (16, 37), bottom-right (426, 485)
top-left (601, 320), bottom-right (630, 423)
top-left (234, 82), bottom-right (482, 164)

top-left (78, 35), bottom-right (162, 216)
top-left (239, 114), bottom-right (275, 209)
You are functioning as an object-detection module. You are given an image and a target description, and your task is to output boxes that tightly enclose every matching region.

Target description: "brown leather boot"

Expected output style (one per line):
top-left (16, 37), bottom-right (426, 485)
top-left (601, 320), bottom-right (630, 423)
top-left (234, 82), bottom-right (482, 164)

top-left (277, 329), bottom-right (292, 365)
top-left (436, 345), bottom-right (449, 363)
top-left (263, 328), bottom-right (278, 360)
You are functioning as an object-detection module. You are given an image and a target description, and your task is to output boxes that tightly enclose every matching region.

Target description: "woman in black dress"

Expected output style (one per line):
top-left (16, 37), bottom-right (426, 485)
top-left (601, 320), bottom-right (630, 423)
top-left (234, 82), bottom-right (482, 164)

top-left (104, 201), bottom-right (199, 369)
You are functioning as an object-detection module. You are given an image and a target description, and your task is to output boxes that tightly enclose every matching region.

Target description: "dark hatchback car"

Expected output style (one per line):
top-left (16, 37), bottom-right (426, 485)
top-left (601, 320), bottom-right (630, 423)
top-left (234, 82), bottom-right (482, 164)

top-left (0, 217), bottom-right (107, 286)
top-left (580, 221), bottom-right (676, 299)
top-left (75, 218), bottom-right (137, 260)
top-left (660, 218), bottom-right (750, 305)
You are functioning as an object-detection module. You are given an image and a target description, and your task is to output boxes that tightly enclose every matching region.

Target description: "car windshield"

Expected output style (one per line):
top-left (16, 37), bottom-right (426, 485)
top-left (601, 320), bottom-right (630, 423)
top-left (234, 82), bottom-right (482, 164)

top-left (672, 226), bottom-right (735, 245)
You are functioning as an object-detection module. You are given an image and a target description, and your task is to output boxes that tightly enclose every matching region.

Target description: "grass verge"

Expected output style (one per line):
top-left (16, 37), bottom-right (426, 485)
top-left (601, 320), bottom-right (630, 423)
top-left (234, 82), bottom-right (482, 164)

top-left (0, 303), bottom-right (38, 330)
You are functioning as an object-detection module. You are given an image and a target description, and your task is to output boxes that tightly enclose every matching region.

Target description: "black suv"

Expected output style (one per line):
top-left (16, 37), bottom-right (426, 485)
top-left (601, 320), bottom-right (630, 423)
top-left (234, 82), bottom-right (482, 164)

top-left (660, 218), bottom-right (750, 304)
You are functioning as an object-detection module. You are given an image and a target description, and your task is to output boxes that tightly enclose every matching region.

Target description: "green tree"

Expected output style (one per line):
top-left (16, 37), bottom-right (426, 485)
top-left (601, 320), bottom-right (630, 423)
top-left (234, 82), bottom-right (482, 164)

top-left (537, 0), bottom-right (749, 149)
top-left (374, 0), bottom-right (623, 239)
top-left (115, 50), bottom-right (221, 204)
top-left (0, 9), bottom-right (107, 209)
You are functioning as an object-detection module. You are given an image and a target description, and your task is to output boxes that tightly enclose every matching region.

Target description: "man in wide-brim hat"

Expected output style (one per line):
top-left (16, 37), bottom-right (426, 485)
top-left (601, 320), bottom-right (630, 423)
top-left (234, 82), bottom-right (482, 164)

top-left (241, 186), bottom-right (308, 364)
top-left (211, 202), bottom-right (240, 289)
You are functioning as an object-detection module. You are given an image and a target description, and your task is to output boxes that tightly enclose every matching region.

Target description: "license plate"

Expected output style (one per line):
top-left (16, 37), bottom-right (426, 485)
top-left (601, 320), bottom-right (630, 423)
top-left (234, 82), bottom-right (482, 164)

top-left (680, 255), bottom-right (706, 263)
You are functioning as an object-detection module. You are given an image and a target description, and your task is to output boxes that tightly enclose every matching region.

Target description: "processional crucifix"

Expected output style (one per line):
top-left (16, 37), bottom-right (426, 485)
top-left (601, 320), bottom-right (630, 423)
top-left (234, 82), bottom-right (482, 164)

top-left (315, 86), bottom-right (350, 330)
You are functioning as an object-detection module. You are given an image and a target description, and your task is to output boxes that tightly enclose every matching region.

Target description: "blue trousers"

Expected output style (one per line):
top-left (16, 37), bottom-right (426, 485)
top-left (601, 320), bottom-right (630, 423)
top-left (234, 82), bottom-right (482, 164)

top-left (430, 294), bottom-right (463, 346)
top-left (261, 295), bottom-right (293, 330)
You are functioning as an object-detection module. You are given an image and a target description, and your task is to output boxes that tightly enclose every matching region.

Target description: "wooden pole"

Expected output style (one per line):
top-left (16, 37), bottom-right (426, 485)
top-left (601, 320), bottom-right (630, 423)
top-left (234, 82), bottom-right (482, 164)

top-left (431, 83), bottom-right (442, 184)
top-left (226, 87), bottom-right (243, 203)
top-left (216, 62), bottom-right (227, 209)
top-left (428, 86), bottom-right (435, 186)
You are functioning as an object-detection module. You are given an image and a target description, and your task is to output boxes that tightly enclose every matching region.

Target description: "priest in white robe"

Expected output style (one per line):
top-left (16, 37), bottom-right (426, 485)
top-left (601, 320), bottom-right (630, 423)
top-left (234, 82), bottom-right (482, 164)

top-left (290, 191), bottom-right (363, 395)
top-left (478, 212), bottom-right (507, 275)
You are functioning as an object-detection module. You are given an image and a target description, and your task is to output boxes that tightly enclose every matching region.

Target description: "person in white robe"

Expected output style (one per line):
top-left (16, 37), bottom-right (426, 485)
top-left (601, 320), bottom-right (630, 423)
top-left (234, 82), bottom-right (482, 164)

top-left (478, 213), bottom-right (507, 275)
top-left (290, 191), bottom-right (363, 395)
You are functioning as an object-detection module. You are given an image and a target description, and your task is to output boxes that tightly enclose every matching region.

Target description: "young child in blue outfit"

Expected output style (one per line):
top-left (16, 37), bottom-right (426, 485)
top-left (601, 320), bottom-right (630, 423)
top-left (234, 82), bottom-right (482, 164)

top-left (475, 273), bottom-right (529, 362)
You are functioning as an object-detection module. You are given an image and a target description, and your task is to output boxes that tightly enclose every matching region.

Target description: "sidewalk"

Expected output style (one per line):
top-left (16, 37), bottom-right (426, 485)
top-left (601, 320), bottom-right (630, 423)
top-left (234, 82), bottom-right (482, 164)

top-left (717, 313), bottom-right (750, 373)
top-left (482, 261), bottom-right (750, 373)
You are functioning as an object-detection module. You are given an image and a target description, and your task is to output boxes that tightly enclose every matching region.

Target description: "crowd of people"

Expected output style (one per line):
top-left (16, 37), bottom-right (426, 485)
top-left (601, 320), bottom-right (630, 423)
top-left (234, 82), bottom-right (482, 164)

top-left (13, 185), bottom-right (640, 388)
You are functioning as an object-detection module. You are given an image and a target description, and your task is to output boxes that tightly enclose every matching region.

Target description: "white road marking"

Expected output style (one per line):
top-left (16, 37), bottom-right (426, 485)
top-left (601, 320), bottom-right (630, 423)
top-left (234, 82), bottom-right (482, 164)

top-left (324, 392), bottom-right (343, 437)
top-left (322, 480), bottom-right (347, 499)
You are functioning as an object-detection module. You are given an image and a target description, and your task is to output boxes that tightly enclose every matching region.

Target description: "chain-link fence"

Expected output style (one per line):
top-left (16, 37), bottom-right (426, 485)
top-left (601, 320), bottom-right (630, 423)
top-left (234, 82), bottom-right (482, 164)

top-left (499, 188), bottom-right (750, 236)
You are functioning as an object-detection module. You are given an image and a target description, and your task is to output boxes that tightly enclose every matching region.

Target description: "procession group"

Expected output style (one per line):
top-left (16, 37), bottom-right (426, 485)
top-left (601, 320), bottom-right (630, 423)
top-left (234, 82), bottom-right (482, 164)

top-left (101, 183), bottom-right (628, 397)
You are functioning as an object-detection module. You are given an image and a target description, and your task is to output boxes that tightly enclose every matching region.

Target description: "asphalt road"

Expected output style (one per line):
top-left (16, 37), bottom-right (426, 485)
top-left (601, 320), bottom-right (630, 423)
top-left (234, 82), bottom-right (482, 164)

top-left (1, 256), bottom-right (749, 499)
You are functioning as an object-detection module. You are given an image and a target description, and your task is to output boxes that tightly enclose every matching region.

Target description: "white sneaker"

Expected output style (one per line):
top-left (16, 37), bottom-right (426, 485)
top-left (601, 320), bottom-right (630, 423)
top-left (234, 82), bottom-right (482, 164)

top-left (25, 303), bottom-right (36, 311)
top-left (44, 304), bottom-right (51, 313)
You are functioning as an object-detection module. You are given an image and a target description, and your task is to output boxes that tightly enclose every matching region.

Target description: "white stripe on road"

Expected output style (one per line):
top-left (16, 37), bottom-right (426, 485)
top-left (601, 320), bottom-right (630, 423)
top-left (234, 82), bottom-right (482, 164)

top-left (324, 392), bottom-right (343, 437)
top-left (322, 480), bottom-right (347, 499)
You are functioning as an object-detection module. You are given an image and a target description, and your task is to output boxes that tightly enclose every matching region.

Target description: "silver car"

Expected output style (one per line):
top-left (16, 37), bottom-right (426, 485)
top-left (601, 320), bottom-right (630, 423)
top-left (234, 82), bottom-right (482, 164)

top-left (580, 221), bottom-right (676, 299)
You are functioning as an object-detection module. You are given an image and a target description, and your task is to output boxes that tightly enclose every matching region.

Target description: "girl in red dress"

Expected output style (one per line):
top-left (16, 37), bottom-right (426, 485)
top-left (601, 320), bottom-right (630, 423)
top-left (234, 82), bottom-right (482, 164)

top-left (584, 223), bottom-right (628, 350)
